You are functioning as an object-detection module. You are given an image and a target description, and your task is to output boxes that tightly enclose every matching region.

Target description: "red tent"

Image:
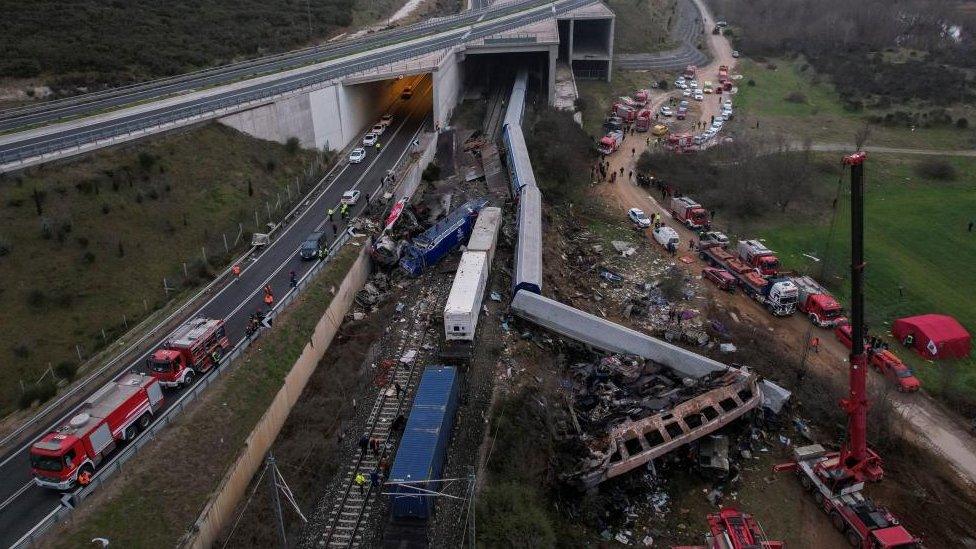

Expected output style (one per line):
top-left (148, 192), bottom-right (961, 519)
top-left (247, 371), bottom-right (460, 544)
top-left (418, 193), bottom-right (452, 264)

top-left (892, 314), bottom-right (971, 360)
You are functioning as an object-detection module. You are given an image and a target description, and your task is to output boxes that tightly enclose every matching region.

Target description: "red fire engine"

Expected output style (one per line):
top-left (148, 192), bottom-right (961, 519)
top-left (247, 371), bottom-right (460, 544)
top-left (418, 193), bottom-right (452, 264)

top-left (30, 373), bottom-right (164, 490)
top-left (147, 317), bottom-right (230, 388)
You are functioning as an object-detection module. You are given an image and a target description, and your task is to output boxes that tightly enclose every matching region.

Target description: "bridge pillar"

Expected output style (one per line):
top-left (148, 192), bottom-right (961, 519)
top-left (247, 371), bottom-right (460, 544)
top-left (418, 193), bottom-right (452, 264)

top-left (432, 48), bottom-right (463, 130)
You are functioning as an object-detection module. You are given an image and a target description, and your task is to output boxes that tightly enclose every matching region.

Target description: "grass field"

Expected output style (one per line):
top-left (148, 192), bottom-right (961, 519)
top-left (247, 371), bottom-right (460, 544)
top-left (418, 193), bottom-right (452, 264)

top-left (757, 155), bottom-right (976, 403)
top-left (733, 58), bottom-right (976, 149)
top-left (46, 242), bottom-right (363, 548)
top-left (0, 124), bottom-right (323, 412)
top-left (609, 0), bottom-right (678, 54)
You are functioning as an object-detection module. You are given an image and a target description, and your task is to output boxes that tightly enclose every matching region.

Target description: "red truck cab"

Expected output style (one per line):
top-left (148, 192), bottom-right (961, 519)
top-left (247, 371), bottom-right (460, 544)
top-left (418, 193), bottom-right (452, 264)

top-left (793, 276), bottom-right (846, 327)
top-left (147, 317), bottom-right (230, 388)
top-left (671, 196), bottom-right (709, 228)
top-left (31, 373), bottom-right (163, 490)
top-left (635, 109), bottom-right (652, 132)
top-left (736, 240), bottom-right (780, 276)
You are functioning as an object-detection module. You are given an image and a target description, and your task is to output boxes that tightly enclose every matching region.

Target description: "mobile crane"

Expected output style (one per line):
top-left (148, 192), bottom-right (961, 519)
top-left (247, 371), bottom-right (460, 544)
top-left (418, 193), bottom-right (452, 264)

top-left (775, 152), bottom-right (921, 548)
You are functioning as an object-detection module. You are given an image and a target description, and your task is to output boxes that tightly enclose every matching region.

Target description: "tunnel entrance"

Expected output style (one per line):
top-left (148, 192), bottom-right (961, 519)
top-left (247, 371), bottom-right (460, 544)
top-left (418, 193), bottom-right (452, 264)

top-left (462, 51), bottom-right (551, 109)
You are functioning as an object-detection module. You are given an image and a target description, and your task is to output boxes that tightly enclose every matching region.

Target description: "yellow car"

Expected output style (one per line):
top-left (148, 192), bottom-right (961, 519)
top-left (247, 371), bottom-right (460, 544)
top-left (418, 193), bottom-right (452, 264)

top-left (652, 124), bottom-right (669, 137)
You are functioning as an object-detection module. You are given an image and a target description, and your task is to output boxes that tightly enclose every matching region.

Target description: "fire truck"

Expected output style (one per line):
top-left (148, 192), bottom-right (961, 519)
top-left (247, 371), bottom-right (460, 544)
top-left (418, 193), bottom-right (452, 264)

top-left (736, 240), bottom-right (780, 276)
top-left (147, 317), bottom-right (231, 388)
top-left (670, 196), bottom-right (710, 229)
top-left (793, 275), bottom-right (846, 327)
top-left (30, 373), bottom-right (164, 490)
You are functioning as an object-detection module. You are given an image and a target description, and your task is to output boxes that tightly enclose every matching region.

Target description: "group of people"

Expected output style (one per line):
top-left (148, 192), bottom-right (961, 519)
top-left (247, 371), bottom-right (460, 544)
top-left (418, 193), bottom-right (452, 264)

top-left (354, 410), bottom-right (408, 495)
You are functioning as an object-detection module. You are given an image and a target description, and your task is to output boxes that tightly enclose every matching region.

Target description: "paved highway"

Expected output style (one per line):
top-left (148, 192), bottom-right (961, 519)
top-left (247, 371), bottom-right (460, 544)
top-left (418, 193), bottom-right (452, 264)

top-left (0, 0), bottom-right (593, 168)
top-left (0, 76), bottom-right (434, 549)
top-left (0, 0), bottom-right (541, 133)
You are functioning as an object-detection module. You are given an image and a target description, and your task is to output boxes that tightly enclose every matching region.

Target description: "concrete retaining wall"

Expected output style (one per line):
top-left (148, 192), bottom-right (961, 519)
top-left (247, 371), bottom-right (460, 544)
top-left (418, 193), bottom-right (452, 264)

top-left (395, 130), bottom-right (438, 202)
top-left (187, 245), bottom-right (372, 548)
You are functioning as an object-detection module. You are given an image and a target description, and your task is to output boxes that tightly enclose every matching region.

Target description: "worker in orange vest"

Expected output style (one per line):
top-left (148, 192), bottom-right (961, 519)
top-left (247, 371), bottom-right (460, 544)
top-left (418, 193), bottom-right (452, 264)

top-left (263, 284), bottom-right (274, 306)
top-left (231, 264), bottom-right (241, 281)
top-left (810, 336), bottom-right (820, 353)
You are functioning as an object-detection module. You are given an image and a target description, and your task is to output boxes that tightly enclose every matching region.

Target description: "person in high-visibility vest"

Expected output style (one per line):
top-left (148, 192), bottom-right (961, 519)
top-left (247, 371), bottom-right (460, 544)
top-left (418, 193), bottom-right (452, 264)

top-left (263, 284), bottom-right (274, 306)
top-left (341, 203), bottom-right (349, 219)
top-left (232, 264), bottom-right (241, 281)
top-left (328, 207), bottom-right (335, 219)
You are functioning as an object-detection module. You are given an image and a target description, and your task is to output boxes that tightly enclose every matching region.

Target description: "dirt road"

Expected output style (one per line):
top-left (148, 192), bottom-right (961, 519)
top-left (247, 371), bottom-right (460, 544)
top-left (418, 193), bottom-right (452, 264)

top-left (592, 0), bottom-right (976, 489)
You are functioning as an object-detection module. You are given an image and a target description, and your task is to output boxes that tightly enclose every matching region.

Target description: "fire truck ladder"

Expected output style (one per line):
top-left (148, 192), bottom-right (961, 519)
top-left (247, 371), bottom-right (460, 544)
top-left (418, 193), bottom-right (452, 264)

top-left (317, 276), bottom-right (447, 548)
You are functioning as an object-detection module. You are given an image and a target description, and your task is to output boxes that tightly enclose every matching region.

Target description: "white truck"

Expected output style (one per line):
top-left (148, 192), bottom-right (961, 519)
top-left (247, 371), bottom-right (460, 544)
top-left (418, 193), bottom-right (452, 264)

top-left (652, 225), bottom-right (680, 250)
top-left (444, 251), bottom-right (490, 341)
top-left (466, 207), bottom-right (502, 265)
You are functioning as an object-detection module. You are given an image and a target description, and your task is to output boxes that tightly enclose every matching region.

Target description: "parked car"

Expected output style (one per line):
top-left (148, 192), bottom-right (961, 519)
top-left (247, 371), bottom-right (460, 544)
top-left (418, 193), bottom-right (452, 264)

top-left (690, 80), bottom-right (699, 89)
top-left (380, 114), bottom-right (394, 126)
top-left (401, 86), bottom-right (413, 99)
top-left (341, 190), bottom-right (361, 205)
top-left (674, 80), bottom-right (687, 89)
top-left (683, 89), bottom-right (692, 98)
top-left (676, 107), bottom-right (687, 120)
top-left (679, 100), bottom-right (689, 108)
top-left (349, 148), bottom-right (367, 163)
top-left (694, 92), bottom-right (704, 101)
top-left (703, 267), bottom-right (736, 292)
top-left (731, 50), bottom-right (740, 58)
top-left (660, 106), bottom-right (674, 117)
top-left (699, 230), bottom-right (730, 249)
top-left (372, 123), bottom-right (386, 136)
top-left (628, 207), bottom-right (652, 228)
top-left (723, 100), bottom-right (733, 110)
top-left (716, 20), bottom-right (728, 28)
top-left (362, 133), bottom-right (378, 146)
top-left (300, 231), bottom-right (329, 260)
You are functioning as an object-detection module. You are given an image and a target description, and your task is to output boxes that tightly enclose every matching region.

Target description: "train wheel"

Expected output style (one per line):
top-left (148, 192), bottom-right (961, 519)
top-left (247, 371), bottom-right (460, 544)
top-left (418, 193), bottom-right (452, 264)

top-left (77, 466), bottom-right (94, 487)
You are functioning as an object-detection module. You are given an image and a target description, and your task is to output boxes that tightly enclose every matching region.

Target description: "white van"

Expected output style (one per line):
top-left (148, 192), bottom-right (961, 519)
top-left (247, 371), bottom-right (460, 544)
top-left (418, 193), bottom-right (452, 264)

top-left (653, 225), bottom-right (680, 249)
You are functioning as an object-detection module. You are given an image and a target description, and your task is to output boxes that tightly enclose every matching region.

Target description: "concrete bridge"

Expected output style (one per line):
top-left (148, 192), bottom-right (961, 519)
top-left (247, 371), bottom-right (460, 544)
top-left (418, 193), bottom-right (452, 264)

top-left (0, 0), bottom-right (614, 172)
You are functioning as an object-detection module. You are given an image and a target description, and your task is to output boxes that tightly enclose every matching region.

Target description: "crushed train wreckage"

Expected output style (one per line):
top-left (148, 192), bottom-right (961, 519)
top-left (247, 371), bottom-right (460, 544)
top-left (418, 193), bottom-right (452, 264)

top-left (510, 291), bottom-right (782, 489)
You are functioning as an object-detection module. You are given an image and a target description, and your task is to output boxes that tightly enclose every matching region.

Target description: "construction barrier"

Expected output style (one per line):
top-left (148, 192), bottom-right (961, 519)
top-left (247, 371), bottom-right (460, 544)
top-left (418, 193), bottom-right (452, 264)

top-left (186, 244), bottom-right (372, 548)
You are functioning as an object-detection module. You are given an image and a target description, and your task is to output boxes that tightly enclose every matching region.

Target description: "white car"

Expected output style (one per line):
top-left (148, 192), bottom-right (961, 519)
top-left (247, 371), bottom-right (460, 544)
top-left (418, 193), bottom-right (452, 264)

top-left (349, 148), bottom-right (367, 163)
top-left (723, 100), bottom-right (733, 110)
top-left (689, 80), bottom-right (699, 89)
top-left (694, 92), bottom-right (704, 101)
top-left (341, 190), bottom-right (361, 205)
top-left (674, 81), bottom-right (687, 89)
top-left (628, 208), bottom-right (652, 228)
top-left (380, 114), bottom-right (394, 126)
top-left (731, 50), bottom-right (740, 58)
top-left (660, 106), bottom-right (674, 117)
top-left (362, 133), bottom-right (378, 146)
top-left (722, 108), bottom-right (733, 119)
top-left (682, 89), bottom-right (692, 98)
top-left (371, 123), bottom-right (386, 136)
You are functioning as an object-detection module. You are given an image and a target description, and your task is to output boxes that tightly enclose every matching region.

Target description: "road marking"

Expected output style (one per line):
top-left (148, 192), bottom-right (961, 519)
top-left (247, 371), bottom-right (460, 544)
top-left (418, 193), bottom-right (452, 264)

top-left (0, 480), bottom-right (32, 513)
top-left (10, 504), bottom-right (61, 548)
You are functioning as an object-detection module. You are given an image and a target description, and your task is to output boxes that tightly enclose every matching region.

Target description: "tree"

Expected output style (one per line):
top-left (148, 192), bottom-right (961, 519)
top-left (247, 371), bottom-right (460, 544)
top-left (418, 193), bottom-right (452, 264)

top-left (32, 187), bottom-right (43, 216)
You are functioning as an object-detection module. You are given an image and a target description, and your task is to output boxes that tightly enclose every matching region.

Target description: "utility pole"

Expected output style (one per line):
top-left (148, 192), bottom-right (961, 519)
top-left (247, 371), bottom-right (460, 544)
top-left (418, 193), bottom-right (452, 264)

top-left (266, 453), bottom-right (288, 548)
top-left (305, 0), bottom-right (314, 42)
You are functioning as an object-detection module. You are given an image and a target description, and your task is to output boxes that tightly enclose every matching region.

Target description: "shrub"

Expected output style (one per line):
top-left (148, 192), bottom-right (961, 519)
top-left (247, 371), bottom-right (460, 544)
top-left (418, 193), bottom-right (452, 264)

top-left (77, 236), bottom-right (89, 248)
top-left (265, 159), bottom-right (277, 173)
top-left (147, 187), bottom-right (160, 200)
top-left (19, 381), bottom-right (57, 409)
top-left (55, 361), bottom-right (78, 381)
top-left (914, 158), bottom-right (956, 181)
top-left (102, 203), bottom-right (111, 214)
top-left (6, 198), bottom-right (24, 208)
top-left (957, 118), bottom-right (968, 129)
top-left (12, 343), bottom-right (31, 358)
top-left (747, 79), bottom-right (756, 86)
top-left (82, 251), bottom-right (96, 264)
top-left (0, 239), bottom-right (9, 257)
top-left (138, 152), bottom-right (157, 171)
top-left (657, 79), bottom-right (669, 90)
top-left (118, 240), bottom-right (125, 257)
top-left (26, 289), bottom-right (46, 308)
top-left (477, 482), bottom-right (556, 548)
top-left (422, 163), bottom-right (441, 182)
top-left (285, 136), bottom-right (301, 154)
top-left (784, 91), bottom-right (807, 103)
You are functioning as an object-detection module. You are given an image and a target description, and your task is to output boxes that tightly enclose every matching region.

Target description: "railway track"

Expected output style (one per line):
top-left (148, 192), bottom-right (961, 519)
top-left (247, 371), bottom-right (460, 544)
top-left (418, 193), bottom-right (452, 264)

top-left (482, 83), bottom-right (509, 143)
top-left (315, 273), bottom-right (449, 548)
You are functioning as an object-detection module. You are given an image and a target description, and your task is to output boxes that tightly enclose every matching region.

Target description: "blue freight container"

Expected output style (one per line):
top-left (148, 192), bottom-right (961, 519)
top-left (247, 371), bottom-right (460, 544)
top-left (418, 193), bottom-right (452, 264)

top-left (399, 199), bottom-right (488, 276)
top-left (388, 366), bottom-right (460, 521)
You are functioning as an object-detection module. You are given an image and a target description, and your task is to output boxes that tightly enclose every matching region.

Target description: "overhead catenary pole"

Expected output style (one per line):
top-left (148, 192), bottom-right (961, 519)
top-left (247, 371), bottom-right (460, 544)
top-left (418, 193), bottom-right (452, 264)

top-left (266, 453), bottom-right (288, 548)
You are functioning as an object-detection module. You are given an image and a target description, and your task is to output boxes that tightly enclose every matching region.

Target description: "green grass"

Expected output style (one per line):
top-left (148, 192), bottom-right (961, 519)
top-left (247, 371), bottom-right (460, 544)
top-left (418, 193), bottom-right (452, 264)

top-left (733, 58), bottom-right (976, 149)
top-left (0, 124), bottom-right (323, 413)
top-left (758, 155), bottom-right (976, 402)
top-left (609, 0), bottom-right (678, 54)
top-left (49, 241), bottom-right (363, 549)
